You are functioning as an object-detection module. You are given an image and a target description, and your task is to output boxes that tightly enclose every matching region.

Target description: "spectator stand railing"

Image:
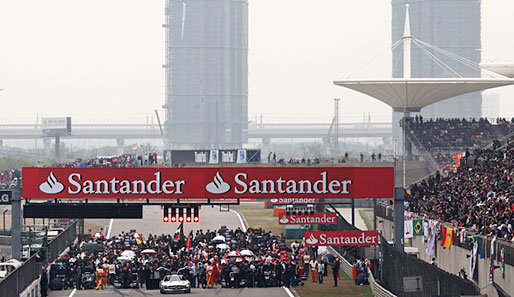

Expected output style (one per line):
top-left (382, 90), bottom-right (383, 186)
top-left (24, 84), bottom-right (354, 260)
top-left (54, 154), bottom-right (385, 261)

top-left (403, 120), bottom-right (441, 173)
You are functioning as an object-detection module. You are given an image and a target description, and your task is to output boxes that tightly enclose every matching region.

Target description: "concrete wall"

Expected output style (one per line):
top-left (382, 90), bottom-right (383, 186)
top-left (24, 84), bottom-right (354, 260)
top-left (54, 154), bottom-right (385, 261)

top-left (377, 213), bottom-right (513, 297)
top-left (19, 277), bottom-right (40, 297)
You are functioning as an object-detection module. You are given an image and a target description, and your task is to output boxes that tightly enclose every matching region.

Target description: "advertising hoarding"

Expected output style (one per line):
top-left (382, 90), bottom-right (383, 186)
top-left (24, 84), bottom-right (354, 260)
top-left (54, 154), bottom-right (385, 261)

top-left (278, 212), bottom-right (337, 225)
top-left (42, 117), bottom-right (71, 135)
top-left (22, 167), bottom-right (394, 199)
top-left (304, 230), bottom-right (380, 246)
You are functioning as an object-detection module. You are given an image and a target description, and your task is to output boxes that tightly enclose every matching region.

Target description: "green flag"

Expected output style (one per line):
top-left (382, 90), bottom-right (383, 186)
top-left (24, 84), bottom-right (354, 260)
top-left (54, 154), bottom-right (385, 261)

top-left (413, 219), bottom-right (424, 236)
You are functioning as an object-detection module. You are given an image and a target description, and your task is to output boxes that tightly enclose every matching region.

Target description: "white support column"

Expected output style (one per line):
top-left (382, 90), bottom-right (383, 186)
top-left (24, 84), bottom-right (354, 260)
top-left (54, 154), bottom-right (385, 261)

top-left (403, 4), bottom-right (411, 79)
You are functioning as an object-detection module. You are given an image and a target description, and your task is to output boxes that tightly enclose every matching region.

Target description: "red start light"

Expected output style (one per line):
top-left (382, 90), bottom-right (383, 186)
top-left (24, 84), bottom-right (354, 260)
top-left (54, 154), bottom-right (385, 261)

top-left (171, 216), bottom-right (177, 222)
top-left (186, 217), bottom-right (192, 222)
top-left (193, 216), bottom-right (199, 222)
top-left (163, 216), bottom-right (169, 222)
top-left (179, 216), bottom-right (184, 222)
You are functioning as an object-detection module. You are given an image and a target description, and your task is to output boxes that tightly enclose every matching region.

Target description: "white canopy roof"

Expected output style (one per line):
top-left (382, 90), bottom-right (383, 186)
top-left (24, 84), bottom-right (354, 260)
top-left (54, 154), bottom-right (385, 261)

top-left (333, 78), bottom-right (514, 112)
top-left (480, 64), bottom-right (514, 78)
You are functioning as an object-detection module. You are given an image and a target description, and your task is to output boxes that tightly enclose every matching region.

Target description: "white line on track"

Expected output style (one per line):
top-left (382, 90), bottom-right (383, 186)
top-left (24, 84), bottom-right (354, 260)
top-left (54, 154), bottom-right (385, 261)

top-left (229, 209), bottom-right (246, 232)
top-left (106, 218), bottom-right (114, 238)
top-left (68, 288), bottom-right (77, 297)
top-left (283, 286), bottom-right (295, 297)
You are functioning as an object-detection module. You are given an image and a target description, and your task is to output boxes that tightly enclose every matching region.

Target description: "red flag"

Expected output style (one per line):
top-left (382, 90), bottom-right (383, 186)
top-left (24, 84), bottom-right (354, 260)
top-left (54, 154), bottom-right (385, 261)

top-left (186, 231), bottom-right (193, 251)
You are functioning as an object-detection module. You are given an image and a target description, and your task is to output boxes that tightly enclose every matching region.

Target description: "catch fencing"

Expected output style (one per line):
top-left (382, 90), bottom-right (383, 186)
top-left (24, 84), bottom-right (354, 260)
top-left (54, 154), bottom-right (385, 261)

top-left (381, 237), bottom-right (481, 297)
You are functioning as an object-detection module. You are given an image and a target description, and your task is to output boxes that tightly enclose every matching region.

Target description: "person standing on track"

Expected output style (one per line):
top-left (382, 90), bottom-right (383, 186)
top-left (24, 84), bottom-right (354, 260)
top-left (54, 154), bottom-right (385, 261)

top-left (332, 257), bottom-right (341, 287)
top-left (317, 260), bottom-right (324, 284)
top-left (310, 258), bottom-right (318, 283)
top-left (40, 268), bottom-right (48, 297)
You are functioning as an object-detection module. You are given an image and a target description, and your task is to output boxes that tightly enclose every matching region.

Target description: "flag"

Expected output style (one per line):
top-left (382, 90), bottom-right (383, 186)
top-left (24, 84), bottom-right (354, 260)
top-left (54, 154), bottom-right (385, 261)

top-left (404, 220), bottom-right (413, 239)
top-left (413, 219), bottom-right (423, 236)
top-left (186, 231), bottom-right (193, 252)
top-left (440, 227), bottom-right (454, 249)
top-left (174, 222), bottom-right (185, 244)
top-left (469, 241), bottom-right (478, 280)
top-left (425, 223), bottom-right (436, 257)
top-left (501, 248), bottom-right (505, 279)
top-left (466, 235), bottom-right (478, 249)
top-left (480, 237), bottom-right (486, 259)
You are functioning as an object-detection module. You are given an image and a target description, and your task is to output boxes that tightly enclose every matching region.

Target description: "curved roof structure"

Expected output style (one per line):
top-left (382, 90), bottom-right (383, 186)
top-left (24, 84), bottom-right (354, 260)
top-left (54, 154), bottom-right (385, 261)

top-left (333, 78), bottom-right (514, 112)
top-left (480, 63), bottom-right (514, 78)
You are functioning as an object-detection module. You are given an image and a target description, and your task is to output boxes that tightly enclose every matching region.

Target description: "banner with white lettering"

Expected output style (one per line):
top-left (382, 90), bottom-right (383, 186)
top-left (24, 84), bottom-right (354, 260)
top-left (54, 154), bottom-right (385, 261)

top-left (304, 231), bottom-right (379, 246)
top-left (279, 212), bottom-right (337, 225)
top-left (269, 198), bottom-right (318, 204)
top-left (22, 167), bottom-right (394, 199)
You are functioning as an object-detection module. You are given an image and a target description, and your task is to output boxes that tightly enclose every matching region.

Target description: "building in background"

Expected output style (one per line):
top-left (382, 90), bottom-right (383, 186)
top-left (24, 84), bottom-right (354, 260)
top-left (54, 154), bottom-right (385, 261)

top-left (163, 0), bottom-right (248, 149)
top-left (391, 0), bottom-right (482, 141)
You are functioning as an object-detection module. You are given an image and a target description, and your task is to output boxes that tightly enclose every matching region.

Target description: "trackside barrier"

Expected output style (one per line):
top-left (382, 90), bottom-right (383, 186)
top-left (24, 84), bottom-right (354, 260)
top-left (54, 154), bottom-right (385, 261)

top-left (328, 246), bottom-right (396, 297)
top-left (0, 220), bottom-right (78, 296)
top-left (0, 254), bottom-right (42, 297)
top-left (47, 221), bottom-right (77, 263)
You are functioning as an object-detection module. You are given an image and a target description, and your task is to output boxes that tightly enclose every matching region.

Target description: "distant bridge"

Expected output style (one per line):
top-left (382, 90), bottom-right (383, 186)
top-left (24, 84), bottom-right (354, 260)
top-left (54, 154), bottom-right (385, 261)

top-left (0, 122), bottom-right (392, 141)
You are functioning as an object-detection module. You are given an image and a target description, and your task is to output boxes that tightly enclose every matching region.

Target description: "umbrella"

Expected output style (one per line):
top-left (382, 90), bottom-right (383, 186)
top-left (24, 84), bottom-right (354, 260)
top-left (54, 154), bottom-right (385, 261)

top-left (226, 251), bottom-right (242, 257)
top-left (244, 256), bottom-right (254, 262)
top-left (240, 249), bottom-right (254, 257)
top-left (141, 249), bottom-right (157, 255)
top-left (212, 235), bottom-right (225, 242)
top-left (121, 250), bottom-right (136, 259)
top-left (92, 232), bottom-right (104, 239)
top-left (81, 243), bottom-right (103, 253)
top-left (132, 233), bottom-right (143, 238)
top-left (117, 256), bottom-right (132, 262)
top-left (216, 244), bottom-right (230, 250)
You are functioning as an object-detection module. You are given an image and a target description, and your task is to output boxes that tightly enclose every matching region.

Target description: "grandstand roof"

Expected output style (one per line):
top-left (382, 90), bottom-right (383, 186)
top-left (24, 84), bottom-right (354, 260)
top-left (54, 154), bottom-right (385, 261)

top-left (480, 63), bottom-right (514, 78)
top-left (333, 78), bottom-right (514, 112)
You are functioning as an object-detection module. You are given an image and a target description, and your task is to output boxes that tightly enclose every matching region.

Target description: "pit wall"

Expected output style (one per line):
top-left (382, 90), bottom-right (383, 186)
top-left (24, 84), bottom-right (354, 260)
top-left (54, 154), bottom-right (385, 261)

top-left (376, 205), bottom-right (513, 297)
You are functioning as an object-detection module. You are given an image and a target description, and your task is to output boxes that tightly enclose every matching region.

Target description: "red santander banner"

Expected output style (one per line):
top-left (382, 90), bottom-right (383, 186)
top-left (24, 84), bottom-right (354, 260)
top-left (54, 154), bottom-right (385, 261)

top-left (304, 231), bottom-right (379, 246)
top-left (269, 198), bottom-right (318, 204)
top-left (279, 212), bottom-right (337, 225)
top-left (22, 167), bottom-right (393, 199)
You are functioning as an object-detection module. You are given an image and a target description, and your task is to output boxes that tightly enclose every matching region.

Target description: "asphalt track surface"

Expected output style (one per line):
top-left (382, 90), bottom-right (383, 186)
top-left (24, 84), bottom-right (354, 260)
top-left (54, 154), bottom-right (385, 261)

top-left (49, 287), bottom-right (292, 297)
top-left (49, 204), bottom-right (291, 297)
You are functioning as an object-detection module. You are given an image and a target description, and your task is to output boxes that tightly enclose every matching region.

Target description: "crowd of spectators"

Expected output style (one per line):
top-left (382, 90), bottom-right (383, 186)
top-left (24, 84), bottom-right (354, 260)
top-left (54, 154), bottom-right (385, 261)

top-left (42, 226), bottom-right (343, 294)
top-left (0, 169), bottom-right (20, 189)
top-left (407, 117), bottom-right (513, 152)
top-left (406, 144), bottom-right (514, 242)
top-left (55, 153), bottom-right (158, 168)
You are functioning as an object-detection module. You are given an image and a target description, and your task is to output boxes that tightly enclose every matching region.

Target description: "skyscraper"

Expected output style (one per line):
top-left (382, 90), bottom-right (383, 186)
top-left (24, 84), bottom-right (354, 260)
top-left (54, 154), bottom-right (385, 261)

top-left (163, 0), bottom-right (248, 149)
top-left (391, 0), bottom-right (481, 146)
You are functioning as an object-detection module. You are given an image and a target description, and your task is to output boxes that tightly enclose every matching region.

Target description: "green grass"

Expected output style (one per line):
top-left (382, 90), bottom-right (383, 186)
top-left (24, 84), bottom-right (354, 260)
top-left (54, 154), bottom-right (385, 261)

top-left (358, 210), bottom-right (373, 231)
top-left (233, 203), bottom-right (374, 297)
top-left (294, 266), bottom-right (373, 297)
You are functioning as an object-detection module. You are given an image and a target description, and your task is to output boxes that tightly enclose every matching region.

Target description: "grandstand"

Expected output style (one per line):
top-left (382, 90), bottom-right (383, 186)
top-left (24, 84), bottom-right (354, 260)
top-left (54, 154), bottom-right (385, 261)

top-left (375, 117), bottom-right (514, 296)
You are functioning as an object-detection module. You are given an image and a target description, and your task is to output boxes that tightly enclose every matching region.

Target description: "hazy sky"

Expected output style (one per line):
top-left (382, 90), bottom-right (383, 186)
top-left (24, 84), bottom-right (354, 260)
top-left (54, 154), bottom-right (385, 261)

top-left (0, 0), bottom-right (513, 125)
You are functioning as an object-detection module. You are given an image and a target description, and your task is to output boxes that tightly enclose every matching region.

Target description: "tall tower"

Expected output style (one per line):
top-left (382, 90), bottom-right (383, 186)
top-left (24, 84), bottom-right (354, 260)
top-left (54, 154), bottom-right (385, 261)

top-left (391, 0), bottom-right (482, 140)
top-left (164, 0), bottom-right (248, 149)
